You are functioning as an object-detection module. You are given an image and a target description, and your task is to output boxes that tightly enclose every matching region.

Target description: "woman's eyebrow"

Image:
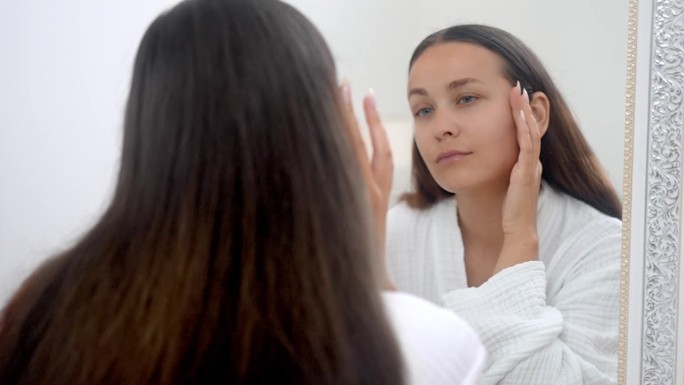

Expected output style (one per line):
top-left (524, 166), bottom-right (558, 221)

top-left (447, 77), bottom-right (486, 90)
top-left (408, 78), bottom-right (486, 98)
top-left (407, 87), bottom-right (428, 98)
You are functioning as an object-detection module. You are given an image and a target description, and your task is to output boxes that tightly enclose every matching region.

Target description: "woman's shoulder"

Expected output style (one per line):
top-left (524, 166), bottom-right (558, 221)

top-left (381, 291), bottom-right (485, 385)
top-left (386, 198), bottom-right (459, 265)
top-left (539, 184), bottom-right (622, 274)
top-left (541, 184), bottom-right (621, 235)
top-left (388, 198), bottom-right (456, 229)
top-left (387, 200), bottom-right (424, 221)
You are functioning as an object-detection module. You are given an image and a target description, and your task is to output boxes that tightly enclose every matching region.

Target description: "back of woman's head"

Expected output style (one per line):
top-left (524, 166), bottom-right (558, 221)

top-left (403, 24), bottom-right (621, 219)
top-left (0, 0), bottom-right (405, 384)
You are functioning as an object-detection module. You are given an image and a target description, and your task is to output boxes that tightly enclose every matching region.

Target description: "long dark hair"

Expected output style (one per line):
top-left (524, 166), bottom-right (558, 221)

top-left (402, 24), bottom-right (621, 219)
top-left (0, 0), bottom-right (405, 384)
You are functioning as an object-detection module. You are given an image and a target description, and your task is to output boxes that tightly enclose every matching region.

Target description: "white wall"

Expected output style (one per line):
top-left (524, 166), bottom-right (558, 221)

top-left (0, 0), bottom-right (630, 306)
top-left (0, 1), bottom-right (175, 305)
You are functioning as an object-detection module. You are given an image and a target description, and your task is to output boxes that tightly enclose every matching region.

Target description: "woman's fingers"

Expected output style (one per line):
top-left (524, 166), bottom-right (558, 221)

top-left (497, 82), bottom-right (542, 272)
top-left (512, 83), bottom-right (531, 156)
top-left (520, 88), bottom-right (541, 163)
top-left (511, 83), bottom-right (542, 180)
top-left (363, 90), bottom-right (393, 197)
top-left (340, 81), bottom-right (396, 290)
top-left (340, 80), bottom-right (371, 179)
top-left (340, 81), bottom-right (393, 202)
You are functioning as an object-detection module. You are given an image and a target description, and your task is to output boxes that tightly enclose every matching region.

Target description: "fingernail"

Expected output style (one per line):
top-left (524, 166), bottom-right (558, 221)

top-left (522, 88), bottom-right (529, 100)
top-left (367, 88), bottom-right (376, 109)
top-left (519, 110), bottom-right (527, 124)
top-left (516, 80), bottom-right (521, 92)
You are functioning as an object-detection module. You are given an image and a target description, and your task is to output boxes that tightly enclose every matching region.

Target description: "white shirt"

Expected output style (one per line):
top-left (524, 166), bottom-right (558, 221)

top-left (382, 291), bottom-right (485, 385)
top-left (386, 183), bottom-right (621, 384)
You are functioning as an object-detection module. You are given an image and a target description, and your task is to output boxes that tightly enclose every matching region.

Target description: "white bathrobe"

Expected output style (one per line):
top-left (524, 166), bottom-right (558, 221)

top-left (386, 183), bottom-right (621, 384)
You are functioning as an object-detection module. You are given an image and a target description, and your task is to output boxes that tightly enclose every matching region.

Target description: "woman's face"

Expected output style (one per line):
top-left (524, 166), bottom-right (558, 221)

top-left (408, 42), bottom-right (519, 194)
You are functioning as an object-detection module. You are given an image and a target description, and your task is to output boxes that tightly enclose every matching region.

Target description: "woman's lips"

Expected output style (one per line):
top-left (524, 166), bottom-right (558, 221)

top-left (436, 150), bottom-right (472, 164)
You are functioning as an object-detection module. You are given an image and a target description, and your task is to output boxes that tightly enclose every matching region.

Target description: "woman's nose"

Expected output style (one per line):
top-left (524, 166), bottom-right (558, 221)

top-left (433, 110), bottom-right (459, 141)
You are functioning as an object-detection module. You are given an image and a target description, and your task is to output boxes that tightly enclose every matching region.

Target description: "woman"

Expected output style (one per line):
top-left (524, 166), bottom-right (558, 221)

top-left (386, 24), bottom-right (621, 384)
top-left (0, 2), bottom-right (485, 384)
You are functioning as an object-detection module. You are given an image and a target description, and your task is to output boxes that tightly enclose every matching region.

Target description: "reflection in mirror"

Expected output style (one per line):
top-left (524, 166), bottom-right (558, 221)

top-left (288, 1), bottom-right (631, 384)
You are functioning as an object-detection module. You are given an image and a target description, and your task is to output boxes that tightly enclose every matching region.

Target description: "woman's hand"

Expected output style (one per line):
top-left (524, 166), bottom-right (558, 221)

top-left (494, 82), bottom-right (543, 274)
top-left (339, 80), bottom-right (396, 290)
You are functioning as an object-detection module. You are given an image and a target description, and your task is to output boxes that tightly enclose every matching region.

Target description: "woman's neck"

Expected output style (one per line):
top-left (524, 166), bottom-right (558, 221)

top-left (456, 182), bottom-right (508, 287)
top-left (456, 181), bottom-right (508, 249)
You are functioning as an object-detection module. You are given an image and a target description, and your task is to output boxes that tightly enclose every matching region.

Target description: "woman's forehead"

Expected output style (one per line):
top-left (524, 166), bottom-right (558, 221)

top-left (408, 43), bottom-right (508, 90)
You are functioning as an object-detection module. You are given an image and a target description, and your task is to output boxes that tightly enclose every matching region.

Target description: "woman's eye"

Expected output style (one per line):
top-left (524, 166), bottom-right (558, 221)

top-left (458, 95), bottom-right (477, 104)
top-left (414, 107), bottom-right (433, 117)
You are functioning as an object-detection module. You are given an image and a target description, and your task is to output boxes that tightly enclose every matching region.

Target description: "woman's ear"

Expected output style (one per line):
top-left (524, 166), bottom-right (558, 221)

top-left (529, 92), bottom-right (550, 137)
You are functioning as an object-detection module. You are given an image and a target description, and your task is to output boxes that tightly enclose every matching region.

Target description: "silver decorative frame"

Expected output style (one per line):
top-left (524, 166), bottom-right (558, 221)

top-left (621, 0), bottom-right (684, 384)
top-left (642, 0), bottom-right (683, 382)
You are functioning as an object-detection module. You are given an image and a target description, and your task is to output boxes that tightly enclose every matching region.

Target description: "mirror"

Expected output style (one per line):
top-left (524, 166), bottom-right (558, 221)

top-left (289, 1), bottom-right (684, 384)
top-left (286, 0), bottom-right (633, 383)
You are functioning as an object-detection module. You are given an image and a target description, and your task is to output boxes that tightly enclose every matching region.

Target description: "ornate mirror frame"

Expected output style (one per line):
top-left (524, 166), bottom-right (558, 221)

top-left (621, 0), bottom-right (683, 384)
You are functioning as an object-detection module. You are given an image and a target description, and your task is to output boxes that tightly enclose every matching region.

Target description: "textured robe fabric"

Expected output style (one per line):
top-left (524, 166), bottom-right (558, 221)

top-left (387, 183), bottom-right (621, 384)
top-left (382, 291), bottom-right (486, 385)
